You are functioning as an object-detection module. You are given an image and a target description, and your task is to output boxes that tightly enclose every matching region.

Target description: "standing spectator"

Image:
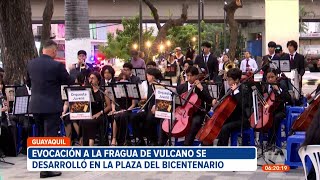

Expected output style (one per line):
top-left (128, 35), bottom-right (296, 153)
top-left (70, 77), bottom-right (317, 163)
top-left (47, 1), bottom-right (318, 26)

top-left (130, 50), bottom-right (146, 69)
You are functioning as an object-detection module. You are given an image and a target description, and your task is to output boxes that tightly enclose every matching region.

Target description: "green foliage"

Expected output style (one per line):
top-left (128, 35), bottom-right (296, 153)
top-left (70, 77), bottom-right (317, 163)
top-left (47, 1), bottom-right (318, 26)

top-left (99, 17), bottom-right (154, 62)
top-left (166, 24), bottom-right (198, 52)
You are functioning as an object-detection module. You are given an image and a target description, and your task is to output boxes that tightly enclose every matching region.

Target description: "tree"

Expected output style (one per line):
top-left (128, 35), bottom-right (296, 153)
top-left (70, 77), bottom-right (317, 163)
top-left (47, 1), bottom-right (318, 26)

top-left (100, 17), bottom-right (154, 62)
top-left (224, 0), bottom-right (242, 61)
top-left (65, 0), bottom-right (90, 68)
top-left (40, 0), bottom-right (54, 55)
top-left (0, 0), bottom-right (38, 84)
top-left (143, 0), bottom-right (188, 56)
top-left (167, 24), bottom-right (197, 53)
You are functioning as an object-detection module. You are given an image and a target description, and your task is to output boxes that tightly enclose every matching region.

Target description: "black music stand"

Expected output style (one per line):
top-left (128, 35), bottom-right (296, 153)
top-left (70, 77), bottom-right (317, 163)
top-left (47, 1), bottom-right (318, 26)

top-left (207, 82), bottom-right (220, 100)
top-left (132, 68), bottom-right (146, 81)
top-left (160, 79), bottom-right (172, 86)
top-left (108, 82), bottom-right (141, 145)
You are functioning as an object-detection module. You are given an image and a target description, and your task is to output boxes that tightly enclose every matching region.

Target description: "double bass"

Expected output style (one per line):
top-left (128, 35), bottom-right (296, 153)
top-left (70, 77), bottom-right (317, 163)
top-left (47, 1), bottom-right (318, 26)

top-left (162, 85), bottom-right (201, 137)
top-left (196, 89), bottom-right (237, 145)
top-left (289, 90), bottom-right (320, 134)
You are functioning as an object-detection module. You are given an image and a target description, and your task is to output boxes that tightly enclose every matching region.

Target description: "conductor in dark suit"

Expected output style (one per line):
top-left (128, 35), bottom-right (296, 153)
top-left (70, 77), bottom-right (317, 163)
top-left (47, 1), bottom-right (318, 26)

top-left (26, 40), bottom-right (74, 178)
top-left (194, 42), bottom-right (219, 81)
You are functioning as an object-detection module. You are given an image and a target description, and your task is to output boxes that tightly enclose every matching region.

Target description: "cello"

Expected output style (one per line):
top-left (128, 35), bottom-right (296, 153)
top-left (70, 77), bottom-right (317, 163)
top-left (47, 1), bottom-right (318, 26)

top-left (162, 84), bottom-right (202, 137)
top-left (196, 88), bottom-right (237, 145)
top-left (249, 88), bottom-right (278, 130)
top-left (289, 90), bottom-right (320, 134)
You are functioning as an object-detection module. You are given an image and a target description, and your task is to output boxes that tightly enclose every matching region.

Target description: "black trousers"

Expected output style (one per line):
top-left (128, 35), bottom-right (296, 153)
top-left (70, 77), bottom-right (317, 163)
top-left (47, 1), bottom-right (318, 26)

top-left (113, 112), bottom-right (129, 145)
top-left (268, 111), bottom-right (286, 145)
top-left (81, 116), bottom-right (107, 146)
top-left (132, 111), bottom-right (159, 143)
top-left (33, 113), bottom-right (61, 137)
top-left (217, 119), bottom-right (250, 146)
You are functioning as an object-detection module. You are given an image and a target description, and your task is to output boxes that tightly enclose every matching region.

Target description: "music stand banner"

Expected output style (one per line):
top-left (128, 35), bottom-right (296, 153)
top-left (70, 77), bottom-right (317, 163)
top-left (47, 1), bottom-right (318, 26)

top-left (67, 89), bottom-right (92, 120)
top-left (279, 60), bottom-right (291, 72)
top-left (154, 88), bottom-right (173, 119)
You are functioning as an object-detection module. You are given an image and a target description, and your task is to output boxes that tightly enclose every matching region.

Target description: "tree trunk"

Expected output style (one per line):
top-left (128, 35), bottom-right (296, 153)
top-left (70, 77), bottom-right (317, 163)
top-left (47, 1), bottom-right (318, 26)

top-left (65, 0), bottom-right (90, 69)
top-left (225, 0), bottom-right (242, 61)
top-left (143, 0), bottom-right (188, 56)
top-left (40, 0), bottom-right (55, 55)
top-left (0, 0), bottom-right (38, 84)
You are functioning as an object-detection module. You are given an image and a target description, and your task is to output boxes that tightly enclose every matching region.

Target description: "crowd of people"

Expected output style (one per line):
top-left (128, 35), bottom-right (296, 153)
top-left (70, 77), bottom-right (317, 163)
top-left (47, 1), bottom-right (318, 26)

top-left (0, 39), bottom-right (319, 179)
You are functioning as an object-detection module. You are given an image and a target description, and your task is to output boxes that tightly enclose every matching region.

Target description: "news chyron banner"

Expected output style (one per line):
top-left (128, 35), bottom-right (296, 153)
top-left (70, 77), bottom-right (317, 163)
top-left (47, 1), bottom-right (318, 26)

top-left (27, 137), bottom-right (257, 171)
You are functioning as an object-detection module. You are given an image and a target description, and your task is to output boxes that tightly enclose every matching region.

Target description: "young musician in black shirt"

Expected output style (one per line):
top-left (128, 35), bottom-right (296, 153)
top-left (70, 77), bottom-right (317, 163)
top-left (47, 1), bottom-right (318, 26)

top-left (216, 68), bottom-right (251, 146)
top-left (165, 66), bottom-right (215, 146)
top-left (132, 68), bottom-right (163, 146)
top-left (264, 69), bottom-right (291, 149)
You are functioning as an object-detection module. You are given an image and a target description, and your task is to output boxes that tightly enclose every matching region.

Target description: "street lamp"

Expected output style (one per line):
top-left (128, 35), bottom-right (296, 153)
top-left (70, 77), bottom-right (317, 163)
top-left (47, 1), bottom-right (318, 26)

top-left (166, 40), bottom-right (171, 48)
top-left (146, 41), bottom-right (151, 48)
top-left (192, 37), bottom-right (197, 42)
top-left (133, 43), bottom-right (138, 50)
top-left (159, 44), bottom-right (165, 53)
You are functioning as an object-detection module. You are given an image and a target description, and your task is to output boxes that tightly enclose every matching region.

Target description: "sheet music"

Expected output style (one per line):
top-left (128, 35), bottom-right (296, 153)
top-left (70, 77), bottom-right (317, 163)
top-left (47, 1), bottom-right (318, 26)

top-left (208, 84), bottom-right (218, 99)
top-left (166, 86), bottom-right (181, 105)
top-left (271, 60), bottom-right (280, 69)
top-left (61, 85), bottom-right (68, 100)
top-left (252, 90), bottom-right (259, 126)
top-left (135, 69), bottom-right (146, 81)
top-left (160, 79), bottom-right (172, 86)
top-left (126, 84), bottom-right (140, 99)
top-left (280, 60), bottom-right (291, 72)
top-left (139, 81), bottom-right (148, 99)
top-left (114, 84), bottom-right (126, 98)
top-left (104, 87), bottom-right (115, 100)
top-left (291, 69), bottom-right (300, 100)
top-left (13, 96), bottom-right (29, 115)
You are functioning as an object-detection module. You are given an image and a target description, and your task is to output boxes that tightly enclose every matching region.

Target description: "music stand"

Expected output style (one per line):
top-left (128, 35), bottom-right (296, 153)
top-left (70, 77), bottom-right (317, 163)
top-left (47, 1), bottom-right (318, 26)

top-left (206, 82), bottom-right (220, 100)
top-left (160, 79), bottom-right (172, 86)
top-left (132, 68), bottom-right (146, 81)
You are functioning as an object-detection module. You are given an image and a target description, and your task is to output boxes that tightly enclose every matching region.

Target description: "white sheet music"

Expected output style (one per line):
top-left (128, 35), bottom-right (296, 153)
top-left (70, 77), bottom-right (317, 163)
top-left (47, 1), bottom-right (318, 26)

top-left (61, 85), bottom-right (68, 100)
top-left (135, 69), bottom-right (146, 81)
top-left (126, 84), bottom-right (140, 99)
top-left (105, 87), bottom-right (114, 100)
top-left (208, 84), bottom-right (218, 99)
top-left (114, 85), bottom-right (126, 98)
top-left (14, 96), bottom-right (29, 114)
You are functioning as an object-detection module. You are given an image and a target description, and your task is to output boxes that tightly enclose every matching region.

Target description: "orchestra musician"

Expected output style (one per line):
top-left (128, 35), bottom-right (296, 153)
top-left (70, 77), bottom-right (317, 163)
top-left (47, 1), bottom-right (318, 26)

top-left (0, 77), bottom-right (16, 157)
top-left (213, 68), bottom-right (251, 146)
top-left (164, 52), bottom-right (180, 84)
top-left (81, 72), bottom-right (111, 146)
top-left (240, 51), bottom-right (258, 75)
top-left (264, 69), bottom-right (291, 150)
top-left (110, 73), bottom-right (136, 146)
top-left (132, 68), bottom-right (163, 146)
top-left (177, 60), bottom-right (193, 85)
top-left (159, 66), bottom-right (215, 146)
top-left (194, 42), bottom-right (219, 81)
top-left (283, 40), bottom-right (305, 104)
top-left (100, 65), bottom-right (116, 88)
top-left (69, 50), bottom-right (91, 82)
top-left (261, 41), bottom-right (280, 82)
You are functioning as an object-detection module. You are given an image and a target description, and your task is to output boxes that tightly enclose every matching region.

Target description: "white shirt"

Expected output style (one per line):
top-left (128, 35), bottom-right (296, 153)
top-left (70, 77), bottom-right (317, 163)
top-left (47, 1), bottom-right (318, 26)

top-left (187, 82), bottom-right (193, 91)
top-left (268, 85), bottom-right (282, 94)
top-left (105, 79), bottom-right (112, 85)
top-left (240, 58), bottom-right (258, 72)
top-left (203, 53), bottom-right (211, 63)
top-left (289, 51), bottom-right (297, 59)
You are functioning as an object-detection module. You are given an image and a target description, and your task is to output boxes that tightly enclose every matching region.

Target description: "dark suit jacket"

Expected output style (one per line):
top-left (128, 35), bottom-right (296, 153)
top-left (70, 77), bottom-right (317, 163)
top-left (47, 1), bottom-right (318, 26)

top-left (26, 55), bottom-right (74, 114)
top-left (261, 54), bottom-right (280, 82)
top-left (176, 83), bottom-right (213, 116)
top-left (283, 53), bottom-right (305, 76)
top-left (194, 53), bottom-right (219, 81)
top-left (100, 78), bottom-right (116, 88)
top-left (129, 75), bottom-right (141, 84)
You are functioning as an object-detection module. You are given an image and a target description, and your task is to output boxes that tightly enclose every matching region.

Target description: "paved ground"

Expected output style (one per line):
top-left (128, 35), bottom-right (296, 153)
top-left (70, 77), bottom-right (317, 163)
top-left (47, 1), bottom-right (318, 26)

top-left (1, 72), bottom-right (318, 180)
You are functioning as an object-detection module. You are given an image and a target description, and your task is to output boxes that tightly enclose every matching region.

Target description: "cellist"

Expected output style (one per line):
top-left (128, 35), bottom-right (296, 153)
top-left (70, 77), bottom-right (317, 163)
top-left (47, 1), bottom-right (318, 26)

top-left (160, 66), bottom-right (216, 146)
top-left (264, 68), bottom-right (291, 150)
top-left (214, 68), bottom-right (251, 146)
